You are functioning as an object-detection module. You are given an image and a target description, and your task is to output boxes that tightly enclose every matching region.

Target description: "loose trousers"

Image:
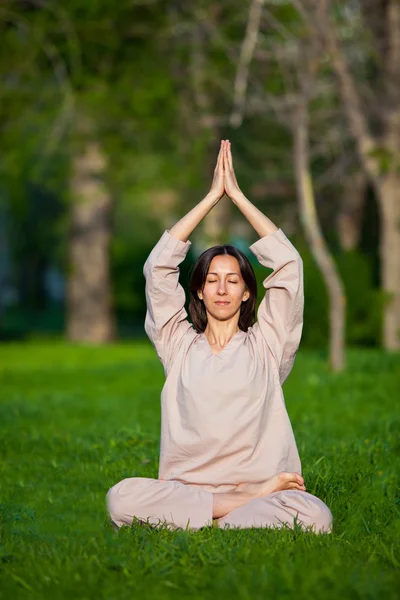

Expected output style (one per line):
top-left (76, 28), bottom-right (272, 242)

top-left (106, 477), bottom-right (332, 533)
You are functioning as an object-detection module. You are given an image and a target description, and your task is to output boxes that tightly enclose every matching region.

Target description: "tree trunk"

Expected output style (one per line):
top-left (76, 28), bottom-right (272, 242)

top-left (294, 103), bottom-right (346, 371)
top-left (66, 141), bottom-right (116, 343)
top-left (337, 171), bottom-right (366, 251)
top-left (317, 0), bottom-right (400, 350)
top-left (376, 174), bottom-right (400, 350)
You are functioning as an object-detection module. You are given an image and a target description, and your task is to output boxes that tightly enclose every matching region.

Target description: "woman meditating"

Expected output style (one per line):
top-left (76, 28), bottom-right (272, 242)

top-left (106, 140), bottom-right (332, 533)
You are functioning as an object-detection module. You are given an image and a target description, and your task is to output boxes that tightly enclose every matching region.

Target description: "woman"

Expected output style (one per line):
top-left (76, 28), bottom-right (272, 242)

top-left (106, 140), bottom-right (332, 533)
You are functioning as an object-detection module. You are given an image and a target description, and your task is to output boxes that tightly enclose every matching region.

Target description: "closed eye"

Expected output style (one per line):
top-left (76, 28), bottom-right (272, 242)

top-left (207, 280), bottom-right (238, 284)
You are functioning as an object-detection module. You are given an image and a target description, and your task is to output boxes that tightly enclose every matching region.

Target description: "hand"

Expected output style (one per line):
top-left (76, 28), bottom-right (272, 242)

top-left (223, 140), bottom-right (243, 202)
top-left (208, 140), bottom-right (225, 201)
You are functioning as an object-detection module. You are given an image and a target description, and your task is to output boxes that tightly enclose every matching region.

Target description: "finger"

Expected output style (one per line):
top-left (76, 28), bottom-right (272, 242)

top-left (288, 483), bottom-right (306, 491)
top-left (287, 472), bottom-right (303, 482)
top-left (227, 141), bottom-right (233, 169)
top-left (221, 141), bottom-right (227, 168)
top-left (223, 141), bottom-right (229, 172)
top-left (215, 141), bottom-right (223, 169)
top-left (225, 140), bottom-right (231, 170)
top-left (222, 142), bottom-right (227, 170)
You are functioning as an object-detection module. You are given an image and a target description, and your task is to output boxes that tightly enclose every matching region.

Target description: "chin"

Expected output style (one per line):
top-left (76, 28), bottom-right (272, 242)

top-left (210, 308), bottom-right (237, 320)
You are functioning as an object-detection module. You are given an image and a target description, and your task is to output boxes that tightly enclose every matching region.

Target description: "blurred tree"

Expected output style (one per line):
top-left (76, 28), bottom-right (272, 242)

top-left (67, 137), bottom-right (116, 342)
top-left (0, 1), bottom-right (71, 335)
top-left (0, 0), bottom-right (181, 342)
top-left (308, 0), bottom-right (400, 350)
top-left (0, 0), bottom-right (385, 352)
top-left (336, 171), bottom-right (367, 251)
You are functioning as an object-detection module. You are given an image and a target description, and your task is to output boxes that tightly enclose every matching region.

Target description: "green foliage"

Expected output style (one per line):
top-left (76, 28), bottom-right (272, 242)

top-left (335, 250), bottom-right (385, 347)
top-left (289, 238), bottom-right (385, 349)
top-left (0, 343), bottom-right (399, 599)
top-left (367, 146), bottom-right (400, 176)
top-left (110, 221), bottom-right (160, 316)
top-left (0, 0), bottom-right (389, 355)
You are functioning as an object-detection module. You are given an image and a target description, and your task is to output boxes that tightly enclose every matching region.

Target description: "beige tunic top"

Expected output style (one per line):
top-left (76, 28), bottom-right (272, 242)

top-left (143, 228), bottom-right (304, 493)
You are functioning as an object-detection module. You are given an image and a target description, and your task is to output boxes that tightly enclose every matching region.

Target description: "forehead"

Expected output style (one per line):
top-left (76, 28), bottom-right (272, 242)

top-left (207, 254), bottom-right (241, 274)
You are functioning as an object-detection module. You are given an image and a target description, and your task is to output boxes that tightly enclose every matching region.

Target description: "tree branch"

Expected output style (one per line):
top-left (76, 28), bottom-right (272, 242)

top-left (230, 0), bottom-right (265, 128)
top-left (316, 0), bottom-right (379, 181)
top-left (384, 0), bottom-right (400, 147)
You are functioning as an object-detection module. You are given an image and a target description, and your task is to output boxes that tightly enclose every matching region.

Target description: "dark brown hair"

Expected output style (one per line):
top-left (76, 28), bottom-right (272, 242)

top-left (188, 244), bottom-right (258, 333)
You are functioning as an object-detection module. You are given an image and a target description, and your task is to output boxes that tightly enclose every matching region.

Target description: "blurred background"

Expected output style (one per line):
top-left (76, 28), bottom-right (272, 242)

top-left (1, 0), bottom-right (399, 368)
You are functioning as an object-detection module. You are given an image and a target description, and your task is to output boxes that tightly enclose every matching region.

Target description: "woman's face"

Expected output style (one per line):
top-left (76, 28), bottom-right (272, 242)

top-left (198, 254), bottom-right (250, 321)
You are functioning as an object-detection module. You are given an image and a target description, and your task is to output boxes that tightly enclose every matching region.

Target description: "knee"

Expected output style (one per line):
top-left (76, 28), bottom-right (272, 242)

top-left (317, 504), bottom-right (333, 533)
top-left (106, 477), bottom-right (146, 528)
top-left (302, 494), bottom-right (333, 534)
top-left (106, 478), bottom-right (127, 527)
top-left (272, 490), bottom-right (333, 534)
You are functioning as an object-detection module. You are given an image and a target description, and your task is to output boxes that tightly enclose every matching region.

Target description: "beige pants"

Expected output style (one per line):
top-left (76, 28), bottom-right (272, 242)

top-left (106, 477), bottom-right (332, 533)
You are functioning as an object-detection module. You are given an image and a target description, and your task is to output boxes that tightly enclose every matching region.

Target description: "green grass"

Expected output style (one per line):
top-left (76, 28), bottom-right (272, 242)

top-left (0, 342), bottom-right (399, 599)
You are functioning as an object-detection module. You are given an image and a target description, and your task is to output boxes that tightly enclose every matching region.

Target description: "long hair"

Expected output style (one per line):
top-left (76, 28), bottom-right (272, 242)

top-left (188, 244), bottom-right (258, 333)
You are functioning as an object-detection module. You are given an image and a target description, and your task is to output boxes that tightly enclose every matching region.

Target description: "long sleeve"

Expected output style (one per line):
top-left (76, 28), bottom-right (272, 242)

top-left (143, 230), bottom-right (193, 376)
top-left (249, 228), bottom-right (304, 385)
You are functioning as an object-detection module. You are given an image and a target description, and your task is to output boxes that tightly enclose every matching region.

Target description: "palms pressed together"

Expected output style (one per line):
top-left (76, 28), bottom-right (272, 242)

top-left (210, 140), bottom-right (243, 202)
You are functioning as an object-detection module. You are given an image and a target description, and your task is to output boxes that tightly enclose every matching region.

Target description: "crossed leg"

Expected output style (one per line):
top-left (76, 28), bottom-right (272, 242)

top-left (217, 490), bottom-right (332, 533)
top-left (106, 476), bottom-right (332, 533)
top-left (106, 477), bottom-right (214, 530)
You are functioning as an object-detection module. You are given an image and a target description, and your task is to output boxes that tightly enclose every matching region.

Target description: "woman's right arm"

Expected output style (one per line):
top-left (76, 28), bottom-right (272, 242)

top-left (168, 140), bottom-right (225, 242)
top-left (168, 192), bottom-right (219, 242)
top-left (143, 140), bottom-right (226, 374)
top-left (143, 231), bottom-right (194, 375)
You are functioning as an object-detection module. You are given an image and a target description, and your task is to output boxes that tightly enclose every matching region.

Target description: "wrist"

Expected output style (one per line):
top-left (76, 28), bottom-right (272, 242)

top-left (230, 191), bottom-right (247, 206)
top-left (205, 192), bottom-right (223, 205)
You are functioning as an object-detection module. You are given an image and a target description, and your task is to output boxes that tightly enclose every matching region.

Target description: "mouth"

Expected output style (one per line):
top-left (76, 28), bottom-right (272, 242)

top-left (215, 301), bottom-right (230, 305)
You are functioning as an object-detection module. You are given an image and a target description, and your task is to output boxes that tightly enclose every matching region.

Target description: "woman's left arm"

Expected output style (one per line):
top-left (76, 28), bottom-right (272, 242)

top-left (249, 229), bottom-right (304, 385)
top-left (222, 140), bottom-right (279, 239)
top-left (223, 141), bottom-right (303, 384)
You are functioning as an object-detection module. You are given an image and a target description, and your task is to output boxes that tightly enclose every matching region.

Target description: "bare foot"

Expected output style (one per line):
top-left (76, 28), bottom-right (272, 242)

top-left (236, 472), bottom-right (306, 499)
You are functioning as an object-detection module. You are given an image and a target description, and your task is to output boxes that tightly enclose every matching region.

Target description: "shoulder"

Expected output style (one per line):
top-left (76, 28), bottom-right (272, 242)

top-left (246, 323), bottom-right (281, 366)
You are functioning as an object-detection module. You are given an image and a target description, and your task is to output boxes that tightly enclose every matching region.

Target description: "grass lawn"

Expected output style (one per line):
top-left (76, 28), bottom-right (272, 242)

top-left (0, 342), bottom-right (399, 599)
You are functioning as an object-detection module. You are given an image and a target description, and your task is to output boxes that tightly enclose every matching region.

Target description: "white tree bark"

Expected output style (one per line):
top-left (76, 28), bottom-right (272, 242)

top-left (376, 174), bottom-right (400, 349)
top-left (294, 100), bottom-right (345, 371)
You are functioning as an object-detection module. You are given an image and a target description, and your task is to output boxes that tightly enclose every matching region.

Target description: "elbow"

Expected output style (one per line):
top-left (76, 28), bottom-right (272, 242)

top-left (143, 258), bottom-right (152, 279)
top-left (289, 254), bottom-right (303, 294)
top-left (291, 252), bottom-right (303, 274)
top-left (280, 252), bottom-right (303, 280)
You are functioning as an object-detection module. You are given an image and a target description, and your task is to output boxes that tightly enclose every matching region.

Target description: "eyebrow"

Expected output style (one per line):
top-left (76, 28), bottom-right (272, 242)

top-left (208, 272), bottom-right (240, 276)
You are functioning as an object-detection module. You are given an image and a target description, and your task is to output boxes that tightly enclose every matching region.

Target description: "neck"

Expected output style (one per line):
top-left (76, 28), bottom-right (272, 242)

top-left (203, 322), bottom-right (240, 345)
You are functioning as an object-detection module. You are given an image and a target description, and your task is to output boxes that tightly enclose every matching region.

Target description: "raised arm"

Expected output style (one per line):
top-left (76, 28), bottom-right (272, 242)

top-left (167, 140), bottom-right (226, 242)
top-left (143, 140), bottom-right (227, 374)
top-left (249, 230), bottom-right (304, 385)
top-left (143, 231), bottom-right (193, 375)
top-left (223, 141), bottom-right (303, 384)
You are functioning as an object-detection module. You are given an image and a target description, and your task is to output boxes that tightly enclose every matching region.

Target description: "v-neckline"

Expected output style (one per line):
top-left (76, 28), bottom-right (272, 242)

top-left (201, 330), bottom-right (244, 358)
